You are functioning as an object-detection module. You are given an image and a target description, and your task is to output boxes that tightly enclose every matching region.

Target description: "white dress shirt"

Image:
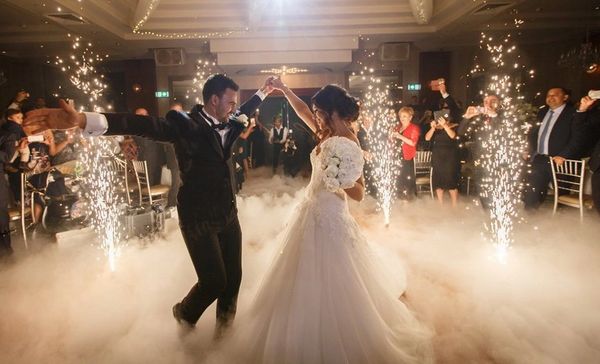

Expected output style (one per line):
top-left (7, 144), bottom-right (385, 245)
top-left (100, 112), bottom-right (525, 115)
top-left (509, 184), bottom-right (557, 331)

top-left (269, 126), bottom-right (288, 144)
top-left (537, 103), bottom-right (566, 155)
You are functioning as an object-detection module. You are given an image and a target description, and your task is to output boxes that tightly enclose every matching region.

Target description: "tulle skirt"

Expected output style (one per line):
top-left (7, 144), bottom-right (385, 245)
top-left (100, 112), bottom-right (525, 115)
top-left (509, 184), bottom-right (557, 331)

top-left (215, 191), bottom-right (433, 364)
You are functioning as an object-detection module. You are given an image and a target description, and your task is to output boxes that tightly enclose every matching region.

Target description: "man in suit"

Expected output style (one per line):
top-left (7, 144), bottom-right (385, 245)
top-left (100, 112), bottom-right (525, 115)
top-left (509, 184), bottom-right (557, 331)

top-left (23, 74), bottom-right (276, 333)
top-left (574, 93), bottom-right (600, 215)
top-left (524, 87), bottom-right (582, 210)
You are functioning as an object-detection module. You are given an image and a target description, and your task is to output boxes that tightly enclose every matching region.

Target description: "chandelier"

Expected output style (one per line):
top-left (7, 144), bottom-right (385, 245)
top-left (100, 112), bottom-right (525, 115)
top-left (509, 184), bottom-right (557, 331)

top-left (558, 41), bottom-right (600, 73)
top-left (558, 1), bottom-right (600, 74)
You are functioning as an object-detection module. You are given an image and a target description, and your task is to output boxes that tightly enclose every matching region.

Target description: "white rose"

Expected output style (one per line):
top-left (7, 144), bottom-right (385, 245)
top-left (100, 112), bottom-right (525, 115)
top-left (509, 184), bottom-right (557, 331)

top-left (325, 164), bottom-right (339, 178)
top-left (234, 114), bottom-right (249, 127)
top-left (329, 156), bottom-right (341, 166)
top-left (324, 177), bottom-right (341, 192)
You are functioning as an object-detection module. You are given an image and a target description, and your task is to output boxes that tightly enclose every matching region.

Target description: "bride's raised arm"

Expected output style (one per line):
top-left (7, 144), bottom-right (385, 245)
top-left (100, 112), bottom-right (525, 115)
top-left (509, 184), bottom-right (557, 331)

top-left (271, 78), bottom-right (318, 134)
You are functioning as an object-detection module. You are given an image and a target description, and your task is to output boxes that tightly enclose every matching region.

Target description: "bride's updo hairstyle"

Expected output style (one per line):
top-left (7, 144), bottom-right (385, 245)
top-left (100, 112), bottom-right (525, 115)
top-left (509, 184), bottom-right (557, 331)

top-left (311, 84), bottom-right (360, 139)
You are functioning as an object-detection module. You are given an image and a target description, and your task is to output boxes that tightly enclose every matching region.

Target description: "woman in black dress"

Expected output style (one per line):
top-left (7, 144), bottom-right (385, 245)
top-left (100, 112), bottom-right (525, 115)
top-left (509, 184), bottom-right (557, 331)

top-left (425, 115), bottom-right (460, 207)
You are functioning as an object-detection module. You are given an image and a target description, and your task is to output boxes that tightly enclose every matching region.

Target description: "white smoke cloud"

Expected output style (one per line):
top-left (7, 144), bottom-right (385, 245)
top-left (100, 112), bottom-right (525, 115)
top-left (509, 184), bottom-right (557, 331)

top-left (0, 169), bottom-right (599, 363)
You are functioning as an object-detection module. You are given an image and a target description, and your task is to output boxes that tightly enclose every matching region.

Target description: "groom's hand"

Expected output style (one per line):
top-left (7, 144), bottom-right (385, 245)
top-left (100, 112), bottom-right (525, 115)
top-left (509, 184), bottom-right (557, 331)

top-left (23, 99), bottom-right (86, 135)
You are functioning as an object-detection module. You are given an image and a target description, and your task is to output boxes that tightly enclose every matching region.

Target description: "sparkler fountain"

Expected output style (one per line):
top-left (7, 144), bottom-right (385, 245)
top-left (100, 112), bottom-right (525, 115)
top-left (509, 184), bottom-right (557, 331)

top-left (470, 22), bottom-right (534, 262)
top-left (56, 34), bottom-right (124, 270)
top-left (358, 67), bottom-right (400, 226)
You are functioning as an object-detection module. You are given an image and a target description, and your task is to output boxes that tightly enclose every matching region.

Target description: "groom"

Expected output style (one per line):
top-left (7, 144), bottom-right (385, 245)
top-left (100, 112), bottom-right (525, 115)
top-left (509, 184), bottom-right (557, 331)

top-left (24, 74), bottom-right (276, 332)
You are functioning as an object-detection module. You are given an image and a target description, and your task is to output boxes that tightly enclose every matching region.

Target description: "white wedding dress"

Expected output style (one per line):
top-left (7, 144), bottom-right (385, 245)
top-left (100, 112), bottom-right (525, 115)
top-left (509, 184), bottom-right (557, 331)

top-left (219, 137), bottom-right (433, 364)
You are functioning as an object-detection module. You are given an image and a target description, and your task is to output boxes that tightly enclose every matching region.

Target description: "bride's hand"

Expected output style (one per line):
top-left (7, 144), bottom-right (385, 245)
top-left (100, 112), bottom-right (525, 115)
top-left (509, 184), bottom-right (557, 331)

top-left (271, 77), bottom-right (287, 91)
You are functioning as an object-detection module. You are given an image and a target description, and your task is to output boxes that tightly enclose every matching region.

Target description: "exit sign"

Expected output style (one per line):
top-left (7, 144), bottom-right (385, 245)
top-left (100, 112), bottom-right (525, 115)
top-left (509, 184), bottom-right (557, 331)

top-left (155, 91), bottom-right (170, 98)
top-left (407, 83), bottom-right (421, 91)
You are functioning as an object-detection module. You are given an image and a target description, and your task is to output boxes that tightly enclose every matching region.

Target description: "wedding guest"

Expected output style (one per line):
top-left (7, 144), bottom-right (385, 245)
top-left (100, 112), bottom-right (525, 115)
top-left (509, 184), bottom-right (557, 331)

top-left (425, 114), bottom-right (460, 207)
top-left (2, 109), bottom-right (26, 202)
top-left (0, 126), bottom-right (27, 258)
top-left (6, 90), bottom-right (29, 111)
top-left (574, 93), bottom-right (600, 215)
top-left (249, 109), bottom-right (267, 168)
top-left (268, 114), bottom-right (288, 173)
top-left (458, 94), bottom-right (501, 208)
top-left (524, 87), bottom-right (582, 210)
top-left (392, 107), bottom-right (420, 200)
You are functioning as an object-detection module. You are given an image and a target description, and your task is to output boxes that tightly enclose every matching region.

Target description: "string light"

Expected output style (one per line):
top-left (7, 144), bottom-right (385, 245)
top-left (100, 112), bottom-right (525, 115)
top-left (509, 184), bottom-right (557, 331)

top-left (260, 66), bottom-right (308, 75)
top-left (131, 0), bottom-right (241, 39)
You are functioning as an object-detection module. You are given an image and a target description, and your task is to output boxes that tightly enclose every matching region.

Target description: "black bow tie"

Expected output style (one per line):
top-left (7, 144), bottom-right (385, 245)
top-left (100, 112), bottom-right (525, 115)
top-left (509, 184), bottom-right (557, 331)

top-left (211, 122), bottom-right (229, 131)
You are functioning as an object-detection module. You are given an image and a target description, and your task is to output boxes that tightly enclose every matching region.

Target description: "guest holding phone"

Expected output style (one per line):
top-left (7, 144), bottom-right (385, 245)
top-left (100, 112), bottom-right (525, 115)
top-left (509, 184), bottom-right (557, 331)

top-left (425, 113), bottom-right (460, 207)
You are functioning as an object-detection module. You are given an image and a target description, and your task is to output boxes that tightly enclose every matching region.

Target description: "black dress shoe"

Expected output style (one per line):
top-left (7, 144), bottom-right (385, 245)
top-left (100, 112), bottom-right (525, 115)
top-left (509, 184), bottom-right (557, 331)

top-left (172, 303), bottom-right (195, 327)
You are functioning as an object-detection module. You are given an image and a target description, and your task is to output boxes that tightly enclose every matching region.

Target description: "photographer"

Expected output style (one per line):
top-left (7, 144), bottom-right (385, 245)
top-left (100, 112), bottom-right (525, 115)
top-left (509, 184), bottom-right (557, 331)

top-left (457, 95), bottom-right (500, 208)
top-left (1, 109), bottom-right (26, 202)
top-left (6, 90), bottom-right (29, 111)
top-left (425, 112), bottom-right (460, 207)
top-left (0, 129), bottom-right (26, 258)
top-left (26, 129), bottom-right (73, 224)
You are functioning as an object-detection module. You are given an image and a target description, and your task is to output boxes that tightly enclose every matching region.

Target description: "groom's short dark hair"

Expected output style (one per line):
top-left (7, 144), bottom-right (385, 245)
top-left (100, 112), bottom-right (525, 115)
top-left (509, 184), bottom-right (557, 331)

top-left (203, 74), bottom-right (239, 104)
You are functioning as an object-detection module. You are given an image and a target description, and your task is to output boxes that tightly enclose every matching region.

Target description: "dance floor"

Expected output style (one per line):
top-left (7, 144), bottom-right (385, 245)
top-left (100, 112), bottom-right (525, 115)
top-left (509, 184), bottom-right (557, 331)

top-left (1, 169), bottom-right (599, 363)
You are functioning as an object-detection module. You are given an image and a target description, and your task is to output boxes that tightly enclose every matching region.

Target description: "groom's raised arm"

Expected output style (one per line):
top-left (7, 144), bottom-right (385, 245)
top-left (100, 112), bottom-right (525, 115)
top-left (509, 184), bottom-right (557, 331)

top-left (93, 112), bottom-right (180, 143)
top-left (23, 99), bottom-right (180, 143)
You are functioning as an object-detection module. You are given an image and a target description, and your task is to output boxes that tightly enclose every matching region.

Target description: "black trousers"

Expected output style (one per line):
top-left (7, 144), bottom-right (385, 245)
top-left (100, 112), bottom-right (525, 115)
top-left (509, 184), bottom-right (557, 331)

top-left (593, 171), bottom-right (600, 216)
top-left (397, 158), bottom-right (416, 200)
top-left (272, 143), bottom-right (283, 171)
top-left (524, 155), bottom-right (553, 209)
top-left (177, 211), bottom-right (242, 326)
top-left (164, 144), bottom-right (180, 208)
top-left (0, 173), bottom-right (13, 257)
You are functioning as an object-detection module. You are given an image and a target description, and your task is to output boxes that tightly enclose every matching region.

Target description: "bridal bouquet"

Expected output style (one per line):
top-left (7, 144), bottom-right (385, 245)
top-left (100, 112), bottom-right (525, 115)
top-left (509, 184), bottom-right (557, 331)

top-left (229, 112), bottom-right (249, 127)
top-left (321, 138), bottom-right (364, 192)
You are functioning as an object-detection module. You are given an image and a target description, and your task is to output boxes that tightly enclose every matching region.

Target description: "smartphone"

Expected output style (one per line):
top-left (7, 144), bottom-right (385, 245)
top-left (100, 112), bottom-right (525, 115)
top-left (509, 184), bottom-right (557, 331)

top-left (429, 78), bottom-right (445, 91)
top-left (433, 110), bottom-right (449, 121)
top-left (27, 134), bottom-right (44, 143)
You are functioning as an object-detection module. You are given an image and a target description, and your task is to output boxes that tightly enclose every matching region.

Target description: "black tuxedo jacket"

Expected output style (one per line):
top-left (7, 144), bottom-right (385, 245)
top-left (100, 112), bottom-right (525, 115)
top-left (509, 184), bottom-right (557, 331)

top-left (528, 104), bottom-right (580, 159)
top-left (573, 106), bottom-right (600, 172)
top-left (102, 94), bottom-right (262, 225)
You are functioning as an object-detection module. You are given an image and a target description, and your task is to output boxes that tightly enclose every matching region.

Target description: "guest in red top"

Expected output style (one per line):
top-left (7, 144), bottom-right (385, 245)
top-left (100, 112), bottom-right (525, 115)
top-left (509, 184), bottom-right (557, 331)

top-left (392, 107), bottom-right (420, 200)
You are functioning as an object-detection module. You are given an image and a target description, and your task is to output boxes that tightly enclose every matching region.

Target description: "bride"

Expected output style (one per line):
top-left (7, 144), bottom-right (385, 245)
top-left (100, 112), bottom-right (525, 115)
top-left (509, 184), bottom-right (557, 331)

top-left (218, 80), bottom-right (433, 364)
